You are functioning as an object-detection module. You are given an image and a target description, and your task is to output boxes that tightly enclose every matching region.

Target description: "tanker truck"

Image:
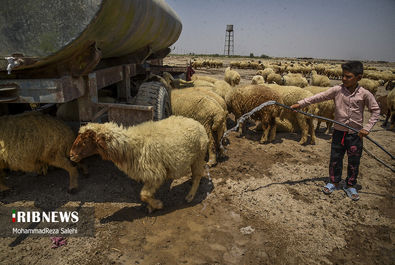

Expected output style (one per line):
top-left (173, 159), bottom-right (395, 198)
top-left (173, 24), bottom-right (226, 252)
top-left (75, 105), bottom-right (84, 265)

top-left (0, 0), bottom-right (186, 125)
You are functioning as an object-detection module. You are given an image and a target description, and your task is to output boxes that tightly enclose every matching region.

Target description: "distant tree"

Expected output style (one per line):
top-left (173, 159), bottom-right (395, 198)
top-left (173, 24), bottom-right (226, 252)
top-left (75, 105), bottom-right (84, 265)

top-left (249, 53), bottom-right (254, 58)
top-left (260, 54), bottom-right (270, 59)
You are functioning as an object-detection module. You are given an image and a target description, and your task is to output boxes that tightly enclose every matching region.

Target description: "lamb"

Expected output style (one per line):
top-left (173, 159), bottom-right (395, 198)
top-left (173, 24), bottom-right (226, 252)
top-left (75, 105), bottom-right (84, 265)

top-left (171, 89), bottom-right (227, 167)
top-left (282, 73), bottom-right (308, 88)
top-left (70, 116), bottom-right (209, 213)
top-left (383, 88), bottom-right (395, 129)
top-left (267, 84), bottom-right (317, 144)
top-left (304, 86), bottom-right (334, 133)
top-left (358, 78), bottom-right (380, 95)
top-left (310, 70), bottom-right (331, 87)
top-left (0, 112), bottom-right (85, 194)
top-left (227, 84), bottom-right (284, 143)
top-left (224, 67), bottom-right (241, 87)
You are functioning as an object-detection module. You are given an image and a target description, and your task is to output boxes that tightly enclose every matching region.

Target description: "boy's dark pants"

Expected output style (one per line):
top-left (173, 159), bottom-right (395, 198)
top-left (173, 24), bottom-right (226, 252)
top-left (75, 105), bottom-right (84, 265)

top-left (329, 129), bottom-right (363, 186)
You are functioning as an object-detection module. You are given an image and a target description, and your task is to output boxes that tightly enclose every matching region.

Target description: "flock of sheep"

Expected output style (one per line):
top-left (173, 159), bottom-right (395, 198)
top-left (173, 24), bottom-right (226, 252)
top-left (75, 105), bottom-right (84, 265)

top-left (0, 61), bottom-right (394, 213)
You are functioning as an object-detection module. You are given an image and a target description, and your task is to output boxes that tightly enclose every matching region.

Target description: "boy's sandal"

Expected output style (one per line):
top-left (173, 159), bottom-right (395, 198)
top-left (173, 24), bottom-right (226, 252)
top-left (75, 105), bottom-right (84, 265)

top-left (343, 186), bottom-right (360, 201)
top-left (323, 183), bottom-right (337, 195)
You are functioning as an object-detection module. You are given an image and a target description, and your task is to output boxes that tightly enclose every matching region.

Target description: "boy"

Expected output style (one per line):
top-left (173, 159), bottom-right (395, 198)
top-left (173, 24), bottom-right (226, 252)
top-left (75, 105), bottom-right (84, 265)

top-left (291, 61), bottom-right (380, 201)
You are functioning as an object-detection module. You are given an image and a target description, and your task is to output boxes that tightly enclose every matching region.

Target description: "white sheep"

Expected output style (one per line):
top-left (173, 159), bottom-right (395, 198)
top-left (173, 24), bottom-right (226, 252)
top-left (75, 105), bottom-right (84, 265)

top-left (283, 73), bottom-right (308, 88)
top-left (70, 116), bottom-right (209, 213)
top-left (0, 112), bottom-right (86, 194)
top-left (224, 67), bottom-right (241, 87)
top-left (358, 78), bottom-right (380, 95)
top-left (266, 72), bottom-right (283, 84)
top-left (212, 80), bottom-right (234, 100)
top-left (171, 89), bottom-right (227, 167)
top-left (251, 75), bottom-right (265, 85)
top-left (310, 70), bottom-right (331, 87)
top-left (180, 86), bottom-right (227, 111)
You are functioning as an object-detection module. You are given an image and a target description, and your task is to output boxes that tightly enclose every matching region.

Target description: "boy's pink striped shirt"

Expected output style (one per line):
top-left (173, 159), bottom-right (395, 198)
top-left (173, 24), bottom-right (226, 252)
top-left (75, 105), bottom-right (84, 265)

top-left (298, 84), bottom-right (380, 133)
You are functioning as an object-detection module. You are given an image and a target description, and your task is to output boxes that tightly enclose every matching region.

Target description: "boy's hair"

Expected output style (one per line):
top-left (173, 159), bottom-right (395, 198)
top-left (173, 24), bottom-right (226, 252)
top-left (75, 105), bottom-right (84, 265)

top-left (341, 61), bottom-right (363, 76)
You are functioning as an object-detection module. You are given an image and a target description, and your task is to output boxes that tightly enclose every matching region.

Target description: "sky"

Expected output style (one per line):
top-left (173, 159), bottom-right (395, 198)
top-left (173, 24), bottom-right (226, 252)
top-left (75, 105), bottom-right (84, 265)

top-left (166, 0), bottom-right (395, 62)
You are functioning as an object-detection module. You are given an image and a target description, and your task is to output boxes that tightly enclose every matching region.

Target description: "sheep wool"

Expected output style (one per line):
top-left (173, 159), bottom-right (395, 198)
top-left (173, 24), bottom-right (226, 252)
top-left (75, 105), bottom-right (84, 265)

top-left (251, 75), bottom-right (265, 85)
top-left (310, 70), bottom-right (331, 87)
top-left (171, 89), bottom-right (227, 167)
top-left (191, 74), bottom-right (218, 84)
top-left (304, 86), bottom-right (334, 133)
top-left (266, 73), bottom-right (283, 84)
top-left (267, 84), bottom-right (317, 144)
top-left (0, 112), bottom-right (81, 193)
top-left (358, 78), bottom-right (380, 95)
top-left (283, 73), bottom-right (308, 88)
top-left (224, 67), bottom-right (241, 87)
top-left (212, 80), bottom-right (234, 100)
top-left (228, 84), bottom-right (284, 143)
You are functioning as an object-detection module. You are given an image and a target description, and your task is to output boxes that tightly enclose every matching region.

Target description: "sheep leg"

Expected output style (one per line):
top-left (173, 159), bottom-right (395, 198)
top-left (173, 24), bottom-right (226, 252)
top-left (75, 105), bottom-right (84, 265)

top-left (268, 117), bottom-right (277, 142)
top-left (383, 109), bottom-right (390, 126)
top-left (50, 157), bottom-right (79, 193)
top-left (0, 170), bottom-right (10, 193)
top-left (255, 121), bottom-right (263, 131)
top-left (315, 120), bottom-right (322, 132)
top-left (297, 115), bottom-right (309, 145)
top-left (185, 158), bottom-right (205, 202)
top-left (140, 182), bottom-right (163, 213)
top-left (325, 122), bottom-right (332, 134)
top-left (207, 129), bottom-right (217, 167)
top-left (259, 122), bottom-right (270, 144)
top-left (309, 118), bottom-right (316, 145)
top-left (236, 118), bottom-right (246, 138)
top-left (215, 121), bottom-right (226, 158)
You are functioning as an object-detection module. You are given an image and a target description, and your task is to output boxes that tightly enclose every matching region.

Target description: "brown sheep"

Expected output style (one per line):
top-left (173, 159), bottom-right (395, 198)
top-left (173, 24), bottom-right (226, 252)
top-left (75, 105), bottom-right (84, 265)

top-left (227, 85), bottom-right (284, 143)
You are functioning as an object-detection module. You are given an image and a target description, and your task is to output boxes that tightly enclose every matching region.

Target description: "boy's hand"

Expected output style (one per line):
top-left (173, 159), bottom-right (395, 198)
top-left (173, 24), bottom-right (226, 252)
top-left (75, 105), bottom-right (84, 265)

top-left (358, 129), bottom-right (369, 138)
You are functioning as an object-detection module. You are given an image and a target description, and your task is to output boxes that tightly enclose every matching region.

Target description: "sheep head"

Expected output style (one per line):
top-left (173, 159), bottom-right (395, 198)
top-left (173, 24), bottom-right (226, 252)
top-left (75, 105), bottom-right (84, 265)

top-left (70, 129), bottom-right (103, 162)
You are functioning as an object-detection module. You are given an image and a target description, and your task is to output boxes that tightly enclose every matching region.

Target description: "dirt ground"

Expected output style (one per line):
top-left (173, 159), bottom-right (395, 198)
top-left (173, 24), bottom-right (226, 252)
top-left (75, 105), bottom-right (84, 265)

top-left (0, 55), bottom-right (394, 265)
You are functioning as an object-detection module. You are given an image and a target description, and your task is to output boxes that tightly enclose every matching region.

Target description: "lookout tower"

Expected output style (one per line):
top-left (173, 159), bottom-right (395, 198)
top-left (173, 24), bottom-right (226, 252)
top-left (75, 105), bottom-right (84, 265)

top-left (223, 24), bottom-right (234, 56)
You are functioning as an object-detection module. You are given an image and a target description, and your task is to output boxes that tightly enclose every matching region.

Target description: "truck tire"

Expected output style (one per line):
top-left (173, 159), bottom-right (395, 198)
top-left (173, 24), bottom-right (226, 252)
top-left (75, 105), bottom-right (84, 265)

top-left (134, 81), bottom-right (171, 121)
